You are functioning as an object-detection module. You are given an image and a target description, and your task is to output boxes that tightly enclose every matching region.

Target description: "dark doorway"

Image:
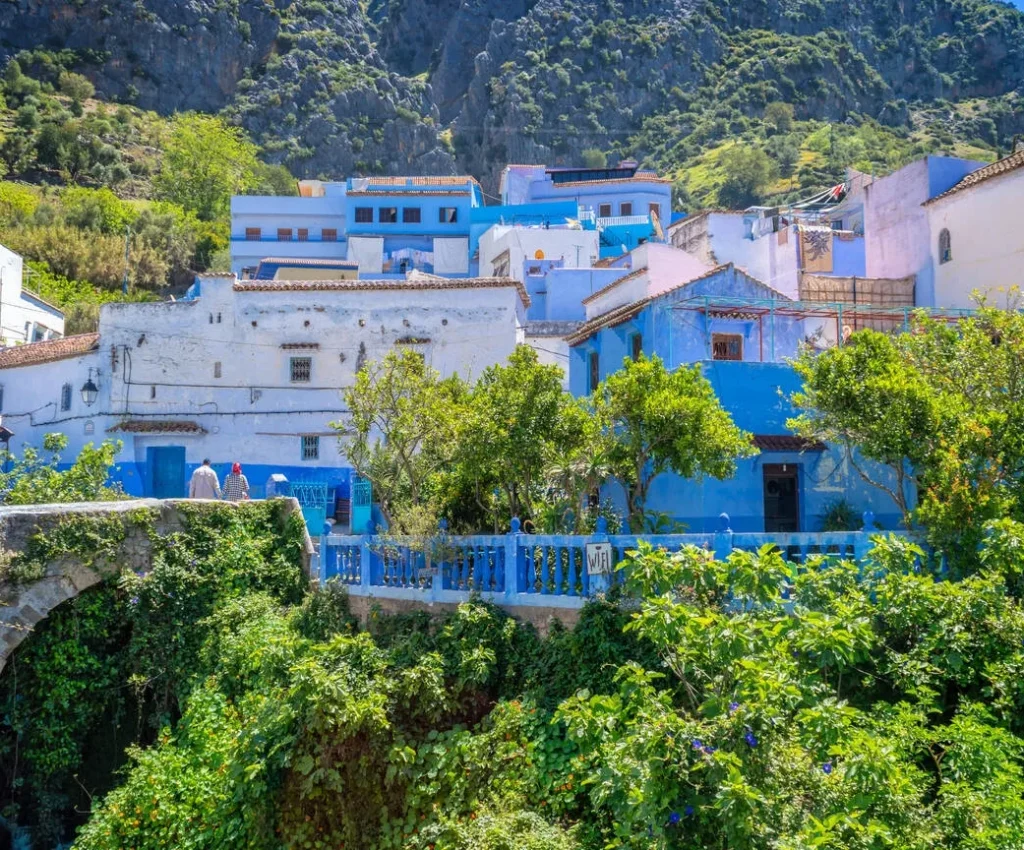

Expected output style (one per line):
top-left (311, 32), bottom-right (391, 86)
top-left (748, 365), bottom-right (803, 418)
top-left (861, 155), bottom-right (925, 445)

top-left (148, 446), bottom-right (186, 498)
top-left (763, 464), bottom-right (799, 532)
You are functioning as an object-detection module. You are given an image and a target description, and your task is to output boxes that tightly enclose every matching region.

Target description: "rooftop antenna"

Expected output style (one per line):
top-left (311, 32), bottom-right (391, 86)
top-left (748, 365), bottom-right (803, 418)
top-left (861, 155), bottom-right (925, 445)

top-left (121, 225), bottom-right (131, 296)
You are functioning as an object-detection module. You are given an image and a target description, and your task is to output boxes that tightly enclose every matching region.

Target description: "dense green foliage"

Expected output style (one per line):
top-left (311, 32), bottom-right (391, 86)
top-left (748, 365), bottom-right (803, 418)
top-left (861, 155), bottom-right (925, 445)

top-left (339, 347), bottom-right (751, 535)
top-left (0, 501), bottom-right (309, 846)
top-left (4, 521), bottom-right (1015, 850)
top-left (790, 306), bottom-right (1024, 563)
top-left (0, 433), bottom-right (123, 508)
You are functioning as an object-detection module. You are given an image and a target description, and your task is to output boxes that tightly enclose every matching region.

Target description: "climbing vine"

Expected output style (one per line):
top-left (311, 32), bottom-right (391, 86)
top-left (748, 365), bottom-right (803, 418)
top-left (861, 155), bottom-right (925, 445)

top-left (0, 500), bottom-right (307, 845)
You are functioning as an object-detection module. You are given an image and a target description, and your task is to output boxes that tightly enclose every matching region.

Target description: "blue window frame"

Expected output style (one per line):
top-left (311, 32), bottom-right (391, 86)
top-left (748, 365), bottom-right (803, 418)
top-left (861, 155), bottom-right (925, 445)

top-left (61, 382), bottom-right (72, 411)
top-left (301, 436), bottom-right (320, 461)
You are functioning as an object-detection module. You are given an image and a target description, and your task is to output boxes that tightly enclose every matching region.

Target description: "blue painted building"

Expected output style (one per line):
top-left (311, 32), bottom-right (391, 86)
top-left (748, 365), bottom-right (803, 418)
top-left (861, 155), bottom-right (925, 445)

top-left (567, 264), bottom-right (908, 532)
top-left (343, 176), bottom-right (483, 276)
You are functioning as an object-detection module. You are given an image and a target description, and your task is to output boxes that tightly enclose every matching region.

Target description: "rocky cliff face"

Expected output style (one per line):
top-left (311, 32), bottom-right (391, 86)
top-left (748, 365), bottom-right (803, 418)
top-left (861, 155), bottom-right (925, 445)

top-left (0, 0), bottom-right (1022, 187)
top-left (0, 0), bottom-right (279, 113)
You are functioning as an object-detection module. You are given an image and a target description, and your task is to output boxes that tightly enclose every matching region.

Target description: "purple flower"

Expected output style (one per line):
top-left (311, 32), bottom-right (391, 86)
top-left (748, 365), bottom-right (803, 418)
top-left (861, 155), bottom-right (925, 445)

top-left (668, 812), bottom-right (681, 825)
top-left (129, 596), bottom-right (139, 606)
top-left (691, 739), bottom-right (703, 751)
top-left (729, 701), bottom-right (740, 713)
top-left (822, 761), bottom-right (833, 775)
top-left (744, 729), bottom-right (758, 748)
top-left (702, 745), bottom-right (716, 755)
top-left (684, 805), bottom-right (694, 817)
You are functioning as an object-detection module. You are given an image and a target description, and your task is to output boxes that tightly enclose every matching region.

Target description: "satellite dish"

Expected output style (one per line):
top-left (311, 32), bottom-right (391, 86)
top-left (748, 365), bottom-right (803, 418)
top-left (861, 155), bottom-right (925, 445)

top-left (534, 249), bottom-right (545, 260)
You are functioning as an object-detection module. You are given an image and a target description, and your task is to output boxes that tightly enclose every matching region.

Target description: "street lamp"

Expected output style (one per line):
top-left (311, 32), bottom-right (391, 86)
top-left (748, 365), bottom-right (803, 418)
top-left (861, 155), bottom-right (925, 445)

top-left (81, 368), bottom-right (99, 407)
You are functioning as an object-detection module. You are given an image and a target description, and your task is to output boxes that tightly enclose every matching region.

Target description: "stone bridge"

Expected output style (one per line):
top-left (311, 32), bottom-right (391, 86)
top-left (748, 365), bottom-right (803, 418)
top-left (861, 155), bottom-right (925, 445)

top-left (0, 498), bottom-right (313, 674)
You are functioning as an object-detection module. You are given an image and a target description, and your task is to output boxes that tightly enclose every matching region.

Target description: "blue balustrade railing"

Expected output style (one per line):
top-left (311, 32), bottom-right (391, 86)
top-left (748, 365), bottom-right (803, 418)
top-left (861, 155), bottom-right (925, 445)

top-left (317, 512), bottom-right (891, 610)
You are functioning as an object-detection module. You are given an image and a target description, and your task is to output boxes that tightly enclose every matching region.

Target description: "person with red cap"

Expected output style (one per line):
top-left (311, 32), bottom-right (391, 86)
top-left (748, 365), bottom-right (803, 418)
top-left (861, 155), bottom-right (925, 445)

top-left (223, 462), bottom-right (250, 501)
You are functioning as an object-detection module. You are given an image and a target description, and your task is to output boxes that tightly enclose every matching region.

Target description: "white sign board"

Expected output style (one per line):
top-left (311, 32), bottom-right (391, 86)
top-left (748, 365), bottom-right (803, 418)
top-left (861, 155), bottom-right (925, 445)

top-left (585, 542), bottom-right (614, 576)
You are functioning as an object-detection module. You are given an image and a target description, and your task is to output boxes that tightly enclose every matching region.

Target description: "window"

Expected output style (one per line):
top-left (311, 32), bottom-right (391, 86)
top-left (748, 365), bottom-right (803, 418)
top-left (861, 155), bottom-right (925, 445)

top-left (439, 207), bottom-right (458, 224)
top-left (214, 361), bottom-right (222, 379)
top-left (599, 203), bottom-right (612, 218)
top-left (354, 207), bottom-right (373, 223)
top-left (379, 207), bottom-right (398, 223)
top-left (84, 420), bottom-right (94, 435)
top-left (245, 227), bottom-right (261, 241)
top-left (648, 203), bottom-right (661, 220)
top-left (297, 228), bottom-right (309, 242)
top-left (277, 228), bottom-right (292, 242)
top-left (150, 385), bottom-right (157, 399)
top-left (402, 207), bottom-right (421, 223)
top-left (620, 202), bottom-right (633, 216)
top-left (290, 356), bottom-right (312, 383)
top-left (712, 333), bottom-right (743, 361)
top-left (630, 333), bottom-right (643, 361)
top-left (588, 351), bottom-right (600, 393)
top-left (0, 385), bottom-right (5, 412)
top-left (60, 382), bottom-right (72, 411)
top-left (939, 228), bottom-right (952, 264)
top-left (322, 228), bottom-right (338, 242)
top-left (301, 436), bottom-right (320, 461)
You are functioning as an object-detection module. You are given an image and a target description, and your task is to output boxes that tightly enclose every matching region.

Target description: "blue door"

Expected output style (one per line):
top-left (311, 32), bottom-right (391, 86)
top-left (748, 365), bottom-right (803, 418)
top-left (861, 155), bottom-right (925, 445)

top-left (148, 447), bottom-right (186, 498)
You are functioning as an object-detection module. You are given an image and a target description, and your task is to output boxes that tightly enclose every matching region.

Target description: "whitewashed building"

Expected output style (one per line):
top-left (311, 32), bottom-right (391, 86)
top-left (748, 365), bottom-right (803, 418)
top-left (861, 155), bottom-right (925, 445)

top-left (0, 272), bottom-right (528, 519)
top-left (923, 149), bottom-right (1024, 309)
top-left (0, 243), bottom-right (65, 345)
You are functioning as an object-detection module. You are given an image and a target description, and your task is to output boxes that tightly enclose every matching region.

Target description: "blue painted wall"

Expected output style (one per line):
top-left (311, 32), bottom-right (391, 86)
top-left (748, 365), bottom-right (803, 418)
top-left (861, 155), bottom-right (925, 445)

top-left (568, 266), bottom-right (906, 532)
top-left (469, 200), bottom-right (581, 260)
top-left (925, 155), bottom-right (986, 200)
top-left (525, 264), bottom-right (631, 322)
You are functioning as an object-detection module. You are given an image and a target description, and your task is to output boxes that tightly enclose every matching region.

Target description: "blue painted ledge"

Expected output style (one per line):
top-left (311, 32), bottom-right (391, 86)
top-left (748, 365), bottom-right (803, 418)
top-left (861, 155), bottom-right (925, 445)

top-left (316, 521), bottom-right (890, 610)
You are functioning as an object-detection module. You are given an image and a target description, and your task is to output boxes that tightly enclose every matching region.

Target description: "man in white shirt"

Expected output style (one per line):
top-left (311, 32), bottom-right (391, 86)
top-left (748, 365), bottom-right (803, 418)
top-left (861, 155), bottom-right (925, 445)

top-left (188, 458), bottom-right (222, 499)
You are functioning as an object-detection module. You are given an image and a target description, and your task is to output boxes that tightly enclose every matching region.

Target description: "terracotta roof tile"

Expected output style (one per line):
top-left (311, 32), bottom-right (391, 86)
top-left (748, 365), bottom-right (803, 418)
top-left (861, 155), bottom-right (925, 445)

top-left (565, 299), bottom-right (651, 346)
top-left (108, 420), bottom-right (207, 434)
top-left (753, 434), bottom-right (826, 452)
top-left (0, 333), bottom-right (99, 370)
top-left (923, 150), bottom-right (1024, 206)
top-left (234, 276), bottom-right (531, 307)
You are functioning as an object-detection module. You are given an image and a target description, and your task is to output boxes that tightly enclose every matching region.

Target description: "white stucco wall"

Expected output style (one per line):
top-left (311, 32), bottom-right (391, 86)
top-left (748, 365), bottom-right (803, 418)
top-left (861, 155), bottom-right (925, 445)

top-left (927, 169), bottom-right (1024, 309)
top-left (0, 278), bottom-right (525, 491)
top-left (863, 159), bottom-right (931, 283)
top-left (0, 243), bottom-right (64, 344)
top-left (479, 226), bottom-right (600, 280)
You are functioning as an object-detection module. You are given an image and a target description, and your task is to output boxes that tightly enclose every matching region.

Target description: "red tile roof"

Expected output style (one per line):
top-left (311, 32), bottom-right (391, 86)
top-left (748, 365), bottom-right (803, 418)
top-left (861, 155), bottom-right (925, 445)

top-left (565, 299), bottom-right (652, 346)
top-left (752, 434), bottom-right (826, 452)
top-left (108, 420), bottom-right (207, 434)
top-left (0, 333), bottom-right (99, 370)
top-left (923, 150), bottom-right (1024, 206)
top-left (234, 276), bottom-right (530, 307)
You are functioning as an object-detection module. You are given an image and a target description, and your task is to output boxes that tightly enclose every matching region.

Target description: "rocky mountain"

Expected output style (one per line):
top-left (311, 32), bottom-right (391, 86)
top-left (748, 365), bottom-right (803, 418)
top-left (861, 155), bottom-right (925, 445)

top-left (1, 0), bottom-right (1022, 200)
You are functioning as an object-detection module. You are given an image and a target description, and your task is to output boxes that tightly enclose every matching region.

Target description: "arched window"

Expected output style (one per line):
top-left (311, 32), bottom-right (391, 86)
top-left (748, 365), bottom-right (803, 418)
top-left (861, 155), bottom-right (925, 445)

top-left (939, 228), bottom-right (952, 264)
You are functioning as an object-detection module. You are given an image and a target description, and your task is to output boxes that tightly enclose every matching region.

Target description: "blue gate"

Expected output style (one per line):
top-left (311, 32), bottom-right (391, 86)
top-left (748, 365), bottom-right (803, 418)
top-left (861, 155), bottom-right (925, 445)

top-left (290, 481), bottom-right (329, 534)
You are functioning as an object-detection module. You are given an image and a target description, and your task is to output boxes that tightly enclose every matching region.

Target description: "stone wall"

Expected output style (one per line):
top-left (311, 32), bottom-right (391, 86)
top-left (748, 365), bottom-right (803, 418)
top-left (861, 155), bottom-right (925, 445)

top-left (0, 498), bottom-right (312, 674)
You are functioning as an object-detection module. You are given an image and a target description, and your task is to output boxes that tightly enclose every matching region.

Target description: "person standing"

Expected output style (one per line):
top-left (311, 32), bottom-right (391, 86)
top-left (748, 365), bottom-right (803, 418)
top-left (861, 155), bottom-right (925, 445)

top-left (188, 458), bottom-right (221, 499)
top-left (223, 462), bottom-right (250, 501)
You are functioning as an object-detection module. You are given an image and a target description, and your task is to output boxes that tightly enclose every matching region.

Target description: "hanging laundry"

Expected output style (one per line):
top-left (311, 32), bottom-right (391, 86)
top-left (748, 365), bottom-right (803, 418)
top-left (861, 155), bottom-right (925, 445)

top-left (778, 226), bottom-right (789, 246)
top-left (799, 226), bottom-right (833, 273)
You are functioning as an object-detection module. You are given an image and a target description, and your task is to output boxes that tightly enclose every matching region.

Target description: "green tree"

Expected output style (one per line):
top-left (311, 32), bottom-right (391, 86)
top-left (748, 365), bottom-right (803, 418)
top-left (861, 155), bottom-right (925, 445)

top-left (594, 354), bottom-right (755, 531)
top-left (580, 148), bottom-right (607, 169)
top-left (789, 329), bottom-right (944, 525)
top-left (0, 433), bottom-right (123, 504)
top-left (716, 144), bottom-right (777, 208)
top-left (154, 114), bottom-right (265, 221)
top-left (57, 71), bottom-right (95, 103)
top-left (450, 346), bottom-right (583, 527)
top-left (336, 350), bottom-right (466, 529)
top-left (763, 101), bottom-right (794, 134)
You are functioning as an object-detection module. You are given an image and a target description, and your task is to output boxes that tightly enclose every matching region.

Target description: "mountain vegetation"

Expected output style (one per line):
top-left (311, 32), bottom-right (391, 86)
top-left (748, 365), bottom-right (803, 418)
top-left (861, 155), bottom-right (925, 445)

top-left (0, 0), bottom-right (1019, 304)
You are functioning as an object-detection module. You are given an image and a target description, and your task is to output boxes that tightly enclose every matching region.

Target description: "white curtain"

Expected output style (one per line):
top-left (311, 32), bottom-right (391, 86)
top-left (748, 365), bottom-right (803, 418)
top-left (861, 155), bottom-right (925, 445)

top-left (347, 237), bottom-right (384, 274)
top-left (433, 238), bottom-right (469, 274)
